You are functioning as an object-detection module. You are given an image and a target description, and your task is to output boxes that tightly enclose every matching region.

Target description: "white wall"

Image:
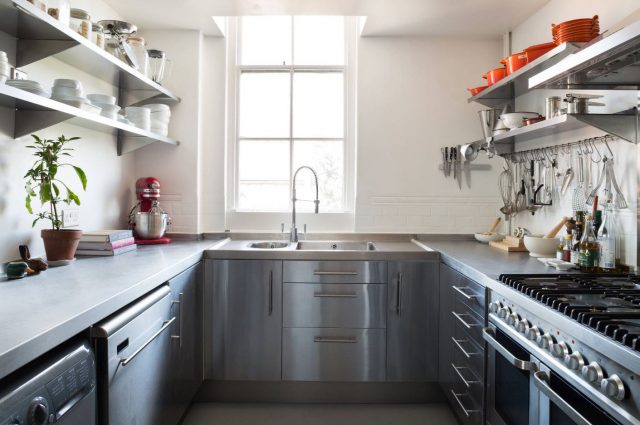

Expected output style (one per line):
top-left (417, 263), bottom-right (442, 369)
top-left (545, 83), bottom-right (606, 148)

top-left (0, 0), bottom-right (135, 263)
top-left (509, 0), bottom-right (640, 267)
top-left (355, 36), bottom-right (504, 233)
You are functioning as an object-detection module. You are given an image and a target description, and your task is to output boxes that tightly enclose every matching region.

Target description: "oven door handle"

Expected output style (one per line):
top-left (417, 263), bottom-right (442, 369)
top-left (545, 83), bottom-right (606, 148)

top-left (533, 371), bottom-right (592, 425)
top-left (482, 327), bottom-right (537, 371)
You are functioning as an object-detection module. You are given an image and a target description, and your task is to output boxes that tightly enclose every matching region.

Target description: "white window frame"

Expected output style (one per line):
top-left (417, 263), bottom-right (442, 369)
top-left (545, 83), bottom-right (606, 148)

top-left (225, 16), bottom-right (358, 222)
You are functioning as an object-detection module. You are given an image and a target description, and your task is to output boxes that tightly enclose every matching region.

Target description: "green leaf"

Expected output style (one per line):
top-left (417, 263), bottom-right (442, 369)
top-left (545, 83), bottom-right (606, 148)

top-left (67, 187), bottom-right (80, 206)
top-left (49, 164), bottom-right (58, 179)
top-left (31, 217), bottom-right (39, 228)
top-left (40, 182), bottom-right (52, 203)
top-left (25, 194), bottom-right (33, 214)
top-left (52, 182), bottom-right (60, 197)
top-left (73, 166), bottom-right (87, 190)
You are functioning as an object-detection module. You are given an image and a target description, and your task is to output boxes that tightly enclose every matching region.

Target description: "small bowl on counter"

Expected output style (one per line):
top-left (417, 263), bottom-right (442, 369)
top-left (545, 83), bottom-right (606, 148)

top-left (474, 233), bottom-right (505, 243)
top-left (523, 235), bottom-right (559, 257)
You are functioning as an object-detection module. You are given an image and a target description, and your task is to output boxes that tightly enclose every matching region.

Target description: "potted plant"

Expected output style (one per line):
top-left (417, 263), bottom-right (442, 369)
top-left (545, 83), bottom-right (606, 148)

top-left (24, 134), bottom-right (87, 262)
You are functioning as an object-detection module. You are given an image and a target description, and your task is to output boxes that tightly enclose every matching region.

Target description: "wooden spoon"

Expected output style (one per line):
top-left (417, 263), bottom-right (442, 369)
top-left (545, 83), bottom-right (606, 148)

top-left (483, 217), bottom-right (502, 235)
top-left (545, 216), bottom-right (570, 239)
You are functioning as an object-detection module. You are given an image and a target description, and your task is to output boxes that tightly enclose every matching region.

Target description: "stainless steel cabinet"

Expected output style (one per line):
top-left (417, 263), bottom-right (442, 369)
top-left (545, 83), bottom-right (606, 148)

top-left (168, 262), bottom-right (203, 423)
top-left (386, 261), bottom-right (439, 382)
top-left (205, 260), bottom-right (283, 381)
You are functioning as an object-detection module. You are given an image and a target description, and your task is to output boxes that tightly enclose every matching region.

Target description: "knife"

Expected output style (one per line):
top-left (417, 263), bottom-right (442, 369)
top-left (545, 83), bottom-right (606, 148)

top-left (455, 147), bottom-right (462, 189)
top-left (444, 147), bottom-right (449, 177)
top-left (452, 147), bottom-right (457, 180)
top-left (441, 147), bottom-right (447, 177)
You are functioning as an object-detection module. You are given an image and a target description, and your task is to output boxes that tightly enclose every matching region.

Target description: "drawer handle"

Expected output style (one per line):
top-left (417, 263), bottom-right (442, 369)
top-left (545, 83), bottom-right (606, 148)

top-left (451, 364), bottom-right (480, 388)
top-left (452, 311), bottom-right (481, 329)
top-left (120, 317), bottom-right (176, 366)
top-left (450, 390), bottom-right (480, 417)
top-left (314, 336), bottom-right (357, 344)
top-left (313, 292), bottom-right (358, 298)
top-left (171, 293), bottom-right (183, 347)
top-left (452, 286), bottom-right (479, 300)
top-left (313, 271), bottom-right (358, 276)
top-left (451, 337), bottom-right (479, 358)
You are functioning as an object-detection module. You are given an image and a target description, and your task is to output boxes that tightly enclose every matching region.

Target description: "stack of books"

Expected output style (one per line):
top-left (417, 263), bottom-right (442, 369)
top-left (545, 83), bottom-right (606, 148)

top-left (76, 230), bottom-right (137, 256)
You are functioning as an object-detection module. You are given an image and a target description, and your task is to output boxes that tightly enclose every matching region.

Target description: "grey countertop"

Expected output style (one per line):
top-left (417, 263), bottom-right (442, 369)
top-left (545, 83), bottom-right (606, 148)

top-left (0, 240), bottom-right (220, 380)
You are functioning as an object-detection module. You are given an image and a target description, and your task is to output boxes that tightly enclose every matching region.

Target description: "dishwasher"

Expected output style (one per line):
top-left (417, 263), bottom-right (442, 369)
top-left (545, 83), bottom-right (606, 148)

top-left (92, 285), bottom-right (174, 425)
top-left (0, 340), bottom-right (97, 425)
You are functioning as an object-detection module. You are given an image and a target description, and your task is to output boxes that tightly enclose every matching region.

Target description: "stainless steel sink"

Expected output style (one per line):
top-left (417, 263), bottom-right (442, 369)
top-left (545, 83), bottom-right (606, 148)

top-left (248, 241), bottom-right (292, 249)
top-left (296, 241), bottom-right (376, 251)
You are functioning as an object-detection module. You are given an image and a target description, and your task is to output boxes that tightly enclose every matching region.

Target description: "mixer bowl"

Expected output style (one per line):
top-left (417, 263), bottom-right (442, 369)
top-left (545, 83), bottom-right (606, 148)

top-left (134, 212), bottom-right (169, 239)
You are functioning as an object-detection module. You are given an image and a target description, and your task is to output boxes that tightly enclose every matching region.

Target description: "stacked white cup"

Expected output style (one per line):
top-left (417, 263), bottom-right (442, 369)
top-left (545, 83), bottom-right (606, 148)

top-left (125, 106), bottom-right (151, 131)
top-left (87, 94), bottom-right (121, 120)
top-left (144, 103), bottom-right (171, 136)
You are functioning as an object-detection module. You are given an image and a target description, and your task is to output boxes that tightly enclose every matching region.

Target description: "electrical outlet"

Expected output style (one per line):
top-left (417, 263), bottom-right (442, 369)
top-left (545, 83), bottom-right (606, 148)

top-left (61, 208), bottom-right (80, 228)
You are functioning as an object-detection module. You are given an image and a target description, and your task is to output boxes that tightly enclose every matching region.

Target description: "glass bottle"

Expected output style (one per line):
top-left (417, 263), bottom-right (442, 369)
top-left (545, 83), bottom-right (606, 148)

top-left (126, 36), bottom-right (149, 76)
top-left (579, 215), bottom-right (600, 273)
top-left (598, 202), bottom-right (617, 272)
top-left (571, 212), bottom-right (584, 265)
top-left (562, 234), bottom-right (572, 262)
top-left (594, 210), bottom-right (603, 236)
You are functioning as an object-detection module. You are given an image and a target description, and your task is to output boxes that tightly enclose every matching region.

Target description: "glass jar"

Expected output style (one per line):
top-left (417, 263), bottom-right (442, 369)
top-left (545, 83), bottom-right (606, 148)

top-left (47, 0), bottom-right (70, 26)
top-left (92, 22), bottom-right (105, 49)
top-left (69, 8), bottom-right (91, 39)
top-left (27, 0), bottom-right (47, 13)
top-left (126, 36), bottom-right (149, 76)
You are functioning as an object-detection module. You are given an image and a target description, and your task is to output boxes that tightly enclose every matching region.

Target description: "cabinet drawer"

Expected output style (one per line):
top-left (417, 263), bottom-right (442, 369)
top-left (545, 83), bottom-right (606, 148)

top-left (282, 328), bottom-right (386, 382)
top-left (448, 383), bottom-right (483, 425)
top-left (451, 278), bottom-right (485, 317)
top-left (283, 261), bottom-right (387, 284)
top-left (452, 324), bottom-right (484, 379)
top-left (283, 283), bottom-right (386, 328)
top-left (452, 299), bottom-right (484, 347)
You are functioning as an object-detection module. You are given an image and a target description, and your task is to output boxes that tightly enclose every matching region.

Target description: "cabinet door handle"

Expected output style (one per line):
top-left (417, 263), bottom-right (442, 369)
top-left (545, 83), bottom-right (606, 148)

top-left (451, 364), bottom-right (480, 388)
top-left (450, 390), bottom-right (480, 417)
top-left (120, 317), bottom-right (176, 366)
top-left (452, 286), bottom-right (479, 300)
top-left (314, 336), bottom-right (357, 343)
top-left (171, 292), bottom-right (183, 347)
top-left (268, 270), bottom-right (273, 315)
top-left (313, 271), bottom-right (358, 276)
top-left (313, 292), bottom-right (357, 298)
top-left (451, 337), bottom-right (479, 358)
top-left (452, 311), bottom-right (480, 329)
top-left (396, 272), bottom-right (403, 316)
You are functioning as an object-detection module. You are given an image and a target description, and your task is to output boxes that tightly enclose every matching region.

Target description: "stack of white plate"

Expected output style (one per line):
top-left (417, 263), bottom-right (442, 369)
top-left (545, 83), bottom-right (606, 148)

top-left (0, 51), bottom-right (9, 85)
top-left (144, 103), bottom-right (171, 136)
top-left (125, 106), bottom-right (151, 131)
top-left (51, 79), bottom-right (100, 115)
top-left (87, 93), bottom-right (120, 120)
top-left (6, 79), bottom-right (48, 97)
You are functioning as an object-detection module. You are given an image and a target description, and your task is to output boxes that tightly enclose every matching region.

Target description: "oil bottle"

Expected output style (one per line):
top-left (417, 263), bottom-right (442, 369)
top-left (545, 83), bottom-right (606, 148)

top-left (579, 214), bottom-right (600, 273)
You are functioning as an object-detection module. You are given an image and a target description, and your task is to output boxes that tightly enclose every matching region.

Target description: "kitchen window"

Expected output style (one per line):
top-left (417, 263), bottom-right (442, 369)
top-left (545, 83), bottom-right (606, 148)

top-left (227, 16), bottom-right (357, 213)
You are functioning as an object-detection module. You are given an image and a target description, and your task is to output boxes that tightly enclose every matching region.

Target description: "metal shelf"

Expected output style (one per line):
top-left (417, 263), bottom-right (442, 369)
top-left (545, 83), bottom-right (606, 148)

top-left (467, 43), bottom-right (581, 107)
top-left (1, 0), bottom-right (180, 105)
top-left (529, 20), bottom-right (640, 89)
top-left (0, 84), bottom-right (180, 155)
top-left (491, 109), bottom-right (638, 146)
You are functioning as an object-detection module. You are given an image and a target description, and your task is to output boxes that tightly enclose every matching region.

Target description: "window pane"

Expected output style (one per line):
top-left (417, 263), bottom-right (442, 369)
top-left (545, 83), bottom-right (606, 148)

top-left (293, 140), bottom-right (344, 211)
top-left (238, 140), bottom-right (290, 211)
top-left (293, 72), bottom-right (344, 138)
top-left (240, 16), bottom-right (292, 65)
top-left (294, 16), bottom-right (345, 65)
top-left (239, 72), bottom-right (290, 138)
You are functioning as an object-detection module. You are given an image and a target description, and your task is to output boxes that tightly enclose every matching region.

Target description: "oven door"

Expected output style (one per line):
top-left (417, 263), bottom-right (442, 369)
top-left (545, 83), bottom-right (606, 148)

top-left (534, 369), bottom-right (624, 425)
top-left (484, 324), bottom-right (539, 425)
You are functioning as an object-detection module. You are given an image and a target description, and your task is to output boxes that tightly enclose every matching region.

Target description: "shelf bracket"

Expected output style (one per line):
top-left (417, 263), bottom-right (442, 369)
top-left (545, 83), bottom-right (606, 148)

top-left (14, 109), bottom-right (72, 138)
top-left (120, 89), bottom-right (170, 107)
top-left (573, 108), bottom-right (639, 143)
top-left (17, 39), bottom-right (77, 67)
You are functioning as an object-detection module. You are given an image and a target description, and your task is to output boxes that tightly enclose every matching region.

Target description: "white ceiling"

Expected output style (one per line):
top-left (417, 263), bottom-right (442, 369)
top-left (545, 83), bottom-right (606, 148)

top-left (103, 0), bottom-right (550, 37)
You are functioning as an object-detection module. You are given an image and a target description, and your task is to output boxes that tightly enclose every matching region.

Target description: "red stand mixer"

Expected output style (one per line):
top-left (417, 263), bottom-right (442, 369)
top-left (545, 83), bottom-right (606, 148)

top-left (128, 177), bottom-right (172, 244)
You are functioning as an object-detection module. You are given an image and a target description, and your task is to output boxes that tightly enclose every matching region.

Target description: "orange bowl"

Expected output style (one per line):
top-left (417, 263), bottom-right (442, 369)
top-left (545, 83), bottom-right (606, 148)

top-left (482, 67), bottom-right (507, 85)
top-left (468, 85), bottom-right (489, 96)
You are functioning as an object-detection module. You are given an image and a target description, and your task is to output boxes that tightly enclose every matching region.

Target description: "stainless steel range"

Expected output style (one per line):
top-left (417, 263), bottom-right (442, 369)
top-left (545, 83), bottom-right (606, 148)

top-left (485, 274), bottom-right (640, 425)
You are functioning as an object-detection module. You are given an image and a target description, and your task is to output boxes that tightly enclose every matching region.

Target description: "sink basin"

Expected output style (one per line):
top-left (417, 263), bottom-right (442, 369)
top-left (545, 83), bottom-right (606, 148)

top-left (248, 241), bottom-right (291, 249)
top-left (296, 241), bottom-right (376, 251)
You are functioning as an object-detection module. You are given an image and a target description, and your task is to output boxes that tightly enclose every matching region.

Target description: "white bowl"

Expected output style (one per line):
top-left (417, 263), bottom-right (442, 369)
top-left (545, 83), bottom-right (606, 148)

top-left (94, 102), bottom-right (120, 112)
top-left (87, 93), bottom-right (116, 105)
top-left (52, 86), bottom-right (82, 97)
top-left (54, 78), bottom-right (82, 89)
top-left (144, 103), bottom-right (170, 113)
top-left (0, 75), bottom-right (7, 85)
top-left (523, 236), bottom-right (559, 257)
top-left (474, 233), bottom-right (504, 243)
top-left (500, 112), bottom-right (540, 130)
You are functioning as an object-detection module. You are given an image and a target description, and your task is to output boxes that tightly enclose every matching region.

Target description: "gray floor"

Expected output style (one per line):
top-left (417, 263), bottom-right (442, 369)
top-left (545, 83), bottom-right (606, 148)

top-left (181, 402), bottom-right (458, 425)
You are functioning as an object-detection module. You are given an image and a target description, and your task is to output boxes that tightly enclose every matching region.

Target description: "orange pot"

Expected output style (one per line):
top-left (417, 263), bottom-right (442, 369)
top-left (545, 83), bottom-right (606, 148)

top-left (523, 42), bottom-right (556, 62)
top-left (482, 67), bottom-right (507, 85)
top-left (501, 52), bottom-right (527, 75)
top-left (468, 84), bottom-right (489, 96)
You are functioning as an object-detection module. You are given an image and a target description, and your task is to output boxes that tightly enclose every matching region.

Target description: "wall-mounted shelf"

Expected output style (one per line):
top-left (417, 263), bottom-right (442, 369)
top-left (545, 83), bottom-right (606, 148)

top-left (467, 42), bottom-right (581, 107)
top-left (0, 84), bottom-right (180, 155)
top-left (529, 20), bottom-right (640, 90)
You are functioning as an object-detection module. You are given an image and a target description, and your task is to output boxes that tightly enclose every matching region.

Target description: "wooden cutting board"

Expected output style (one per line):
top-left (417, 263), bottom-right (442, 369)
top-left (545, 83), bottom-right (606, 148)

top-left (489, 236), bottom-right (528, 252)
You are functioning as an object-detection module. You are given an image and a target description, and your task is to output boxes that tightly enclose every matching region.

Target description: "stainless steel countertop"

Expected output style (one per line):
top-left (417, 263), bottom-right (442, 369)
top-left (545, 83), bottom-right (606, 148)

top-left (0, 240), bottom-right (220, 380)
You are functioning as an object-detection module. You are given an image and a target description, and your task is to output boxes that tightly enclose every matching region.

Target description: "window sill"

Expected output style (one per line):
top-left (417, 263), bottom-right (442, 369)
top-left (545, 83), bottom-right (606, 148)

top-left (226, 210), bottom-right (355, 232)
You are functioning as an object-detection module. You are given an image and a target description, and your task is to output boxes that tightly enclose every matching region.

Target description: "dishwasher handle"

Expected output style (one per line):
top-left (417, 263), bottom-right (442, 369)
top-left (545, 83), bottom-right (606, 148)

top-left (119, 317), bottom-right (176, 366)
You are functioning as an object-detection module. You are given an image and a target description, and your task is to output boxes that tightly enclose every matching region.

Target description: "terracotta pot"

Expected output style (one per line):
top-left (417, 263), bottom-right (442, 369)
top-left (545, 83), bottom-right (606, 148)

top-left (41, 229), bottom-right (82, 261)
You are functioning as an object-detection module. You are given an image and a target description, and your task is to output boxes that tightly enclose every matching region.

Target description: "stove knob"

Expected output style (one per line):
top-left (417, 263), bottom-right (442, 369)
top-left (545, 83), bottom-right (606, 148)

top-left (489, 301), bottom-right (502, 314)
top-left (28, 397), bottom-right (49, 425)
top-left (601, 375), bottom-right (626, 400)
top-left (537, 334), bottom-right (555, 350)
top-left (581, 362), bottom-right (604, 383)
top-left (552, 341), bottom-right (571, 358)
top-left (516, 319), bottom-right (531, 334)
top-left (564, 352), bottom-right (585, 370)
top-left (507, 312), bottom-right (521, 326)
top-left (498, 306), bottom-right (511, 319)
top-left (526, 326), bottom-right (542, 341)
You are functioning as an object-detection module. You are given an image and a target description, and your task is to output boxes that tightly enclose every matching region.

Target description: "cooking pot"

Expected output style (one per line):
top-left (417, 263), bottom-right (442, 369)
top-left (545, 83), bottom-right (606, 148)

top-left (501, 53), bottom-right (527, 75)
top-left (482, 67), bottom-right (507, 86)
top-left (134, 211), bottom-right (169, 239)
top-left (564, 94), bottom-right (605, 114)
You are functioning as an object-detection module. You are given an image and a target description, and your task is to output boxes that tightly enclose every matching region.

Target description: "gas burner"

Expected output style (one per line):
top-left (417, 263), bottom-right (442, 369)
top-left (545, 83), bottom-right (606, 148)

top-left (591, 319), bottom-right (640, 351)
